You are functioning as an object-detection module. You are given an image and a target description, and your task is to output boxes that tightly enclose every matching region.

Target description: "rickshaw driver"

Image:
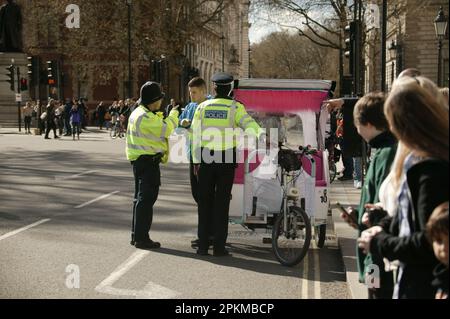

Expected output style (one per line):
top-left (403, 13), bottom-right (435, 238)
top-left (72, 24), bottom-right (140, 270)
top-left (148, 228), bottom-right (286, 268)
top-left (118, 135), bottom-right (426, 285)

top-left (191, 72), bottom-right (265, 256)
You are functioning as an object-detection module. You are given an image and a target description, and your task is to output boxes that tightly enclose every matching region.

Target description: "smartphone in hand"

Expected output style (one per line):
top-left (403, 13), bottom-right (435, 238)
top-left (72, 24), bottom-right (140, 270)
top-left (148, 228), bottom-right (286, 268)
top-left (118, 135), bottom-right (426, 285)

top-left (336, 202), bottom-right (357, 225)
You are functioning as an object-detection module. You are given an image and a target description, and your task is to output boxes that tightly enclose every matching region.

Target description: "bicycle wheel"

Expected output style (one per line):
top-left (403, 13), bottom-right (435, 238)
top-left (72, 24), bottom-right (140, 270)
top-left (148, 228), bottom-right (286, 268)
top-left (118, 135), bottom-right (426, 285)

top-left (315, 224), bottom-right (327, 249)
top-left (272, 206), bottom-right (311, 266)
top-left (329, 162), bottom-right (337, 183)
top-left (110, 125), bottom-right (118, 139)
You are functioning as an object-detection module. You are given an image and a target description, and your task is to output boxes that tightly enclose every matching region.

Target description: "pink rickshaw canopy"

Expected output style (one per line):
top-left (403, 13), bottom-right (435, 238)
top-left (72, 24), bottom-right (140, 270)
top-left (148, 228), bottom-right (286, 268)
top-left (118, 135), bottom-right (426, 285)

top-left (234, 79), bottom-right (335, 113)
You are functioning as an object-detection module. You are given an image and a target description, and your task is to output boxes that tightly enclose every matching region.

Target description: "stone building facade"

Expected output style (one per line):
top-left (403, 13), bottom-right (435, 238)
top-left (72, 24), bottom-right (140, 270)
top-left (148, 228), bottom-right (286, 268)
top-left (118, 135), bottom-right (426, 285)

top-left (5, 0), bottom-right (250, 112)
top-left (187, 0), bottom-right (251, 95)
top-left (364, 0), bottom-right (449, 93)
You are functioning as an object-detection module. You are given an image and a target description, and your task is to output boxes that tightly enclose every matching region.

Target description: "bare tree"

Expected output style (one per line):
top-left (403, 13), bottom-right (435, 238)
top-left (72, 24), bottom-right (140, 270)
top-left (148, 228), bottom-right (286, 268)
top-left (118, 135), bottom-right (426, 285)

top-left (251, 31), bottom-right (338, 80)
top-left (20, 0), bottom-right (233, 99)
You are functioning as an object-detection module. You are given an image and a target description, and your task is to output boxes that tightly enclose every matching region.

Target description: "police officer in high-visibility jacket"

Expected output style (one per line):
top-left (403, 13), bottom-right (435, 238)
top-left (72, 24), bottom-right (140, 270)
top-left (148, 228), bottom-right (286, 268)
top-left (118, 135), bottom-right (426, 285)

top-left (191, 73), bottom-right (264, 256)
top-left (126, 82), bottom-right (179, 249)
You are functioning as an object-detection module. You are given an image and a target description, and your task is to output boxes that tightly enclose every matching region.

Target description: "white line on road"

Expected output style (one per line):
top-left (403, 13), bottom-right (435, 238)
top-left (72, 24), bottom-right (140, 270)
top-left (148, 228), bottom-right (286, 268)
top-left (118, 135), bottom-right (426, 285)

top-left (0, 219), bottom-right (51, 241)
top-left (95, 250), bottom-right (180, 299)
top-left (75, 191), bottom-right (120, 209)
top-left (312, 242), bottom-right (321, 299)
top-left (301, 253), bottom-right (309, 299)
top-left (55, 170), bottom-right (98, 180)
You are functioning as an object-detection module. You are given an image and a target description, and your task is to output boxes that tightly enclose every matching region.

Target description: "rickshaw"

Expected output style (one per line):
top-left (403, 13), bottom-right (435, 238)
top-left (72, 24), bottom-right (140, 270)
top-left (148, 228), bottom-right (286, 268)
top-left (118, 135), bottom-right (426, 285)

top-left (228, 78), bottom-right (336, 266)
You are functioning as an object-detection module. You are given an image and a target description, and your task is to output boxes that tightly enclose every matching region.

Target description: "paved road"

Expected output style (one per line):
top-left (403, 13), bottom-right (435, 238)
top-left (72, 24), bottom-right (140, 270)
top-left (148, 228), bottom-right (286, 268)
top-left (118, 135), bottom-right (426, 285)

top-left (0, 128), bottom-right (349, 299)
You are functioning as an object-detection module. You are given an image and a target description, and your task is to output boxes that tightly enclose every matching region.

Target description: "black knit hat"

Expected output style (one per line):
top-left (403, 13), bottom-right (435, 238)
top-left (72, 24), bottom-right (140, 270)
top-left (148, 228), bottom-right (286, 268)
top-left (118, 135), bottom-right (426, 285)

top-left (138, 81), bottom-right (165, 106)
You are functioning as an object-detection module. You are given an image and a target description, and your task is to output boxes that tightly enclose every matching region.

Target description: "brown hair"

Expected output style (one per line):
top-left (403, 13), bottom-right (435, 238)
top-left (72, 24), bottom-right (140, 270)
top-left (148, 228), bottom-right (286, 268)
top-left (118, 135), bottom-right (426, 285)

top-left (353, 92), bottom-right (389, 130)
top-left (385, 76), bottom-right (449, 188)
top-left (188, 77), bottom-right (206, 89)
top-left (426, 202), bottom-right (449, 243)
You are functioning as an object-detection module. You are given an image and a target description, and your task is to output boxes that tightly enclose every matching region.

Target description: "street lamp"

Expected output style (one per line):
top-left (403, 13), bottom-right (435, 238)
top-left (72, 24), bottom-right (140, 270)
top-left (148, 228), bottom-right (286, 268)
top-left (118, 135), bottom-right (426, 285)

top-left (126, 0), bottom-right (132, 98)
top-left (220, 35), bottom-right (225, 72)
top-left (248, 47), bottom-right (252, 78)
top-left (434, 6), bottom-right (448, 87)
top-left (388, 40), bottom-right (397, 89)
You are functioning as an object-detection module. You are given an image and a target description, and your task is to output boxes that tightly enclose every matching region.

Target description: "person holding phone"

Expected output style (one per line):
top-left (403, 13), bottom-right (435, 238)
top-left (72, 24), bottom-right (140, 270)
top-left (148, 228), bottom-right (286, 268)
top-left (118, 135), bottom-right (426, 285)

top-left (358, 76), bottom-right (449, 299)
top-left (336, 92), bottom-right (398, 299)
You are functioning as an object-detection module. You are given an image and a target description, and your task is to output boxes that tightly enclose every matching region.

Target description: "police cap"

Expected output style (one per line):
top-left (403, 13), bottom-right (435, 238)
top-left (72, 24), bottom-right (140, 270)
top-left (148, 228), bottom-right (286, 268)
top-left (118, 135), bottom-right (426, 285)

top-left (211, 72), bottom-right (234, 86)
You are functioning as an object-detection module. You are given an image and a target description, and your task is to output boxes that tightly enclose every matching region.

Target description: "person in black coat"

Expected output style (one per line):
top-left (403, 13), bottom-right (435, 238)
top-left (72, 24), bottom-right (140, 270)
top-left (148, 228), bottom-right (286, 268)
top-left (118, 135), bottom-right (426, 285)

top-left (44, 100), bottom-right (59, 139)
top-left (358, 76), bottom-right (449, 299)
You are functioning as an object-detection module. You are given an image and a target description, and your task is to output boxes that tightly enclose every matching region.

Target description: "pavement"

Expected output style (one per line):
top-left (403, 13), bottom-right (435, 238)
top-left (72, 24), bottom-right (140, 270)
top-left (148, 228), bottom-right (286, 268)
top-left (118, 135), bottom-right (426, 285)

top-left (328, 180), bottom-right (367, 299)
top-left (0, 126), bottom-right (364, 299)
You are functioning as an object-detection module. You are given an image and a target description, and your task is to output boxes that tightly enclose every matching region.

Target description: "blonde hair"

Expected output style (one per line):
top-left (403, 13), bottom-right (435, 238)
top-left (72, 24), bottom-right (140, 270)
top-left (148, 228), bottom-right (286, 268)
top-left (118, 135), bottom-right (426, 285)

top-left (439, 87), bottom-right (449, 108)
top-left (385, 76), bottom-right (449, 188)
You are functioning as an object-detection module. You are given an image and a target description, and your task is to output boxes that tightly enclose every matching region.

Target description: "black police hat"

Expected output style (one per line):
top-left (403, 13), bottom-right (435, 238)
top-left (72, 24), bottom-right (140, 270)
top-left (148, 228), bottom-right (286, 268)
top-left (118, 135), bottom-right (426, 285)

top-left (138, 81), bottom-right (165, 106)
top-left (212, 72), bottom-right (234, 86)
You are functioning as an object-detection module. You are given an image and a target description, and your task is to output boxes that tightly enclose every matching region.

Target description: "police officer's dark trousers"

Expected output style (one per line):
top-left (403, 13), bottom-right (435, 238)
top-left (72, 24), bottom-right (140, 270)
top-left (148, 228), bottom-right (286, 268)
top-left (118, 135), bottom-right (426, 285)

top-left (131, 155), bottom-right (161, 242)
top-left (189, 156), bottom-right (199, 204)
top-left (197, 162), bottom-right (235, 252)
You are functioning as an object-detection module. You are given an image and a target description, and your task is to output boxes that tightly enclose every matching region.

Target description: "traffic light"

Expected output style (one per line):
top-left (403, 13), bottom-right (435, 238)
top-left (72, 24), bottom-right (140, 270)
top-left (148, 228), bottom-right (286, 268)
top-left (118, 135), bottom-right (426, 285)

top-left (151, 60), bottom-right (161, 82)
top-left (6, 65), bottom-right (15, 91)
top-left (47, 60), bottom-right (57, 86)
top-left (344, 21), bottom-right (356, 75)
top-left (20, 78), bottom-right (28, 91)
top-left (27, 56), bottom-right (40, 86)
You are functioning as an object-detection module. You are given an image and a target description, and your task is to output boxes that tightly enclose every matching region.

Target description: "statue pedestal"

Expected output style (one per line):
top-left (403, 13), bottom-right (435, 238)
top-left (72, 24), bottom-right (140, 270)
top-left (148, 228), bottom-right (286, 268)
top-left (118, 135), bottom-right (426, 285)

top-left (0, 52), bottom-right (30, 127)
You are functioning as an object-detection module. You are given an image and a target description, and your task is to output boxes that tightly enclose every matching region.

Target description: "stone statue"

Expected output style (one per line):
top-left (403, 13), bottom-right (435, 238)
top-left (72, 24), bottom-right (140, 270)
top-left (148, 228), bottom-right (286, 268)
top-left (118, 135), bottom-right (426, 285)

top-left (0, 0), bottom-right (22, 52)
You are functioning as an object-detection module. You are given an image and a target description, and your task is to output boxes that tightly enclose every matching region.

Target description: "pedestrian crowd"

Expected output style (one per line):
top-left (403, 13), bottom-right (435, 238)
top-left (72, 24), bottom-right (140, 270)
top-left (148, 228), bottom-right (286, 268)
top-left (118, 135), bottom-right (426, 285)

top-left (325, 68), bottom-right (449, 299)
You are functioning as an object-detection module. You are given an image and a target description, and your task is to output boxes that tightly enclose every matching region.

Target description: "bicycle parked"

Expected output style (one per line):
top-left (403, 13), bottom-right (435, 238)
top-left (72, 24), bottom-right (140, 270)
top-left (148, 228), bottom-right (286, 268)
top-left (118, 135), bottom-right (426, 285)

top-left (110, 116), bottom-right (125, 139)
top-left (324, 131), bottom-right (341, 183)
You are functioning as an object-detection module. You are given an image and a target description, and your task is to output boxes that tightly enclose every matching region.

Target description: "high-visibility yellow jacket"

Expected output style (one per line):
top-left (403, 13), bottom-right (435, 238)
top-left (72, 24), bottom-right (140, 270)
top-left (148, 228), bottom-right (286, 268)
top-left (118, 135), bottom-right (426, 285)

top-left (126, 105), bottom-right (179, 163)
top-left (191, 98), bottom-right (263, 164)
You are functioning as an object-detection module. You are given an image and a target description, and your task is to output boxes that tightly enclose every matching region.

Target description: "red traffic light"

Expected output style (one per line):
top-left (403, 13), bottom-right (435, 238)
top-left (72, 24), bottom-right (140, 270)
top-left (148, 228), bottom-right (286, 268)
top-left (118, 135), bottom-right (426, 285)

top-left (20, 78), bottom-right (28, 91)
top-left (48, 78), bottom-right (56, 85)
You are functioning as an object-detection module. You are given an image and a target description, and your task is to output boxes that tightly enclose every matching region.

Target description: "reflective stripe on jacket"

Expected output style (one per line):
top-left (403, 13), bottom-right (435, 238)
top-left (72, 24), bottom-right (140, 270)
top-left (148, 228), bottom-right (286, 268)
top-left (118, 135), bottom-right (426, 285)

top-left (191, 98), bottom-right (263, 164)
top-left (126, 105), bottom-right (179, 162)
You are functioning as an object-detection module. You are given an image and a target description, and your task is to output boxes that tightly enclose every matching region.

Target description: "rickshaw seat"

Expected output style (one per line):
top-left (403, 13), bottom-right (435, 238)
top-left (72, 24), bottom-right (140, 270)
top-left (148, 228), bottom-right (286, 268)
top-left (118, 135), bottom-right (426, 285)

top-left (300, 152), bottom-right (327, 187)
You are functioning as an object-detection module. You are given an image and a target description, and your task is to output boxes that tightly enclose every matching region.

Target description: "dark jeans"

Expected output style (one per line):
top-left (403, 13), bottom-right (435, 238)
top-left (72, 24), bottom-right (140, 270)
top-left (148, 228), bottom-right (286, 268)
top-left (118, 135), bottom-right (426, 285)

top-left (24, 116), bottom-right (31, 132)
top-left (98, 114), bottom-right (105, 129)
top-left (197, 163), bottom-right (235, 252)
top-left (64, 117), bottom-right (72, 135)
top-left (339, 140), bottom-right (354, 178)
top-left (131, 155), bottom-right (161, 242)
top-left (45, 121), bottom-right (57, 138)
top-left (72, 122), bottom-right (81, 137)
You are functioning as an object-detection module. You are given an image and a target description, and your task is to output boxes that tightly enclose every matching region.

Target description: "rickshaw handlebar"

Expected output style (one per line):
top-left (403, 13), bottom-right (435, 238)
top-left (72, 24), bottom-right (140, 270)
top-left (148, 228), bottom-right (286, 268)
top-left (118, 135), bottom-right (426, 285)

top-left (297, 145), bottom-right (318, 156)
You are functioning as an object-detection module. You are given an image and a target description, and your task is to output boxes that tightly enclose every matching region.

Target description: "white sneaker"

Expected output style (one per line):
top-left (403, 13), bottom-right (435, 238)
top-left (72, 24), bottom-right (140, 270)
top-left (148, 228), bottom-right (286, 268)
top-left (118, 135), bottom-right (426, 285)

top-left (355, 181), bottom-right (362, 189)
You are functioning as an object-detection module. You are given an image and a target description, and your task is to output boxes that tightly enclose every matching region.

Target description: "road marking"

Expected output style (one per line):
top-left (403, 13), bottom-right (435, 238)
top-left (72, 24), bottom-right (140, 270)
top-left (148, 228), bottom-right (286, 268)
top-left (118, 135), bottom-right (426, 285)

top-left (0, 219), bottom-right (51, 241)
top-left (301, 253), bottom-right (309, 299)
top-left (56, 170), bottom-right (98, 180)
top-left (312, 242), bottom-right (321, 299)
top-left (75, 191), bottom-right (119, 209)
top-left (95, 250), bottom-right (180, 299)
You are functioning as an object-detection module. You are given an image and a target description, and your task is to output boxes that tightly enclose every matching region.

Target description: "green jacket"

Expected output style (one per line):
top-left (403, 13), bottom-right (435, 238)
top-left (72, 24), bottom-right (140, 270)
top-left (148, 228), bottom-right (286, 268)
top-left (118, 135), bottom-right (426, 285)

top-left (356, 131), bottom-right (397, 283)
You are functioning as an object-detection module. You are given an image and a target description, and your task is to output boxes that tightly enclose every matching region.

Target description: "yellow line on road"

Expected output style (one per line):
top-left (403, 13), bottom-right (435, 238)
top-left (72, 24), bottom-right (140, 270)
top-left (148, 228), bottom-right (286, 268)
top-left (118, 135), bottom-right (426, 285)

top-left (312, 241), bottom-right (321, 299)
top-left (301, 253), bottom-right (309, 299)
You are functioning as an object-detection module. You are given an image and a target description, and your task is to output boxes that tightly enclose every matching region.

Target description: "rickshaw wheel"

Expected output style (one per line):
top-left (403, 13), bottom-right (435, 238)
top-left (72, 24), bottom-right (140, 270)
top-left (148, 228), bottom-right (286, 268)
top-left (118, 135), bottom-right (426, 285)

top-left (315, 224), bottom-right (327, 248)
top-left (272, 206), bottom-right (311, 267)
